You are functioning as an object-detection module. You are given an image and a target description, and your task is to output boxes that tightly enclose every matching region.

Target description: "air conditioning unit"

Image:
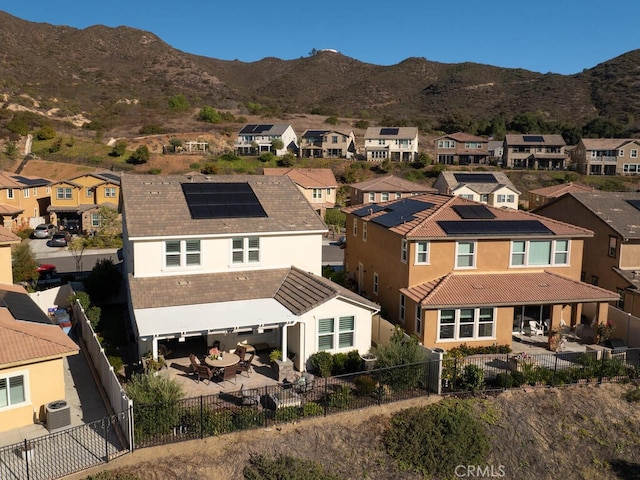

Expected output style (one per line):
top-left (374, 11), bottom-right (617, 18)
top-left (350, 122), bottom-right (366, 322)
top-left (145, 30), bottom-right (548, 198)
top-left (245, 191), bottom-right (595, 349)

top-left (46, 400), bottom-right (71, 432)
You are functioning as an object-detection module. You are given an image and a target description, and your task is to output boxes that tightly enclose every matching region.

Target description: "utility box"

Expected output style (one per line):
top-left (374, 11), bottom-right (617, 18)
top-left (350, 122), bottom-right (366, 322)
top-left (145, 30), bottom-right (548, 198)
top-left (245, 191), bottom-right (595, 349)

top-left (46, 400), bottom-right (71, 432)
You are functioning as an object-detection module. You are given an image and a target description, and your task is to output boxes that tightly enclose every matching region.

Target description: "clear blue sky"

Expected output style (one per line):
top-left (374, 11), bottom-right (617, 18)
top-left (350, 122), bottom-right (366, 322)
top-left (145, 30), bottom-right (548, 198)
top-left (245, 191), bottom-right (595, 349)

top-left (2, 1), bottom-right (639, 74)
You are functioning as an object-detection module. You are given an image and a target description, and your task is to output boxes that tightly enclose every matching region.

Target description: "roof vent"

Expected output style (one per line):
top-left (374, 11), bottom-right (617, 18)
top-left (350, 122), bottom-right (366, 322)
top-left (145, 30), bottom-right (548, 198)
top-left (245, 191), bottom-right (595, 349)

top-left (176, 280), bottom-right (191, 286)
top-left (235, 276), bottom-right (248, 281)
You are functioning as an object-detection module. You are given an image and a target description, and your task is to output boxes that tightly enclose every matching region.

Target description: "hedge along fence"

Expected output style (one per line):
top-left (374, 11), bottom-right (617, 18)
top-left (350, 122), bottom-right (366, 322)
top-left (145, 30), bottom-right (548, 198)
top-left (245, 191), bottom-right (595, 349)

top-left (131, 361), bottom-right (438, 449)
top-left (442, 348), bottom-right (640, 393)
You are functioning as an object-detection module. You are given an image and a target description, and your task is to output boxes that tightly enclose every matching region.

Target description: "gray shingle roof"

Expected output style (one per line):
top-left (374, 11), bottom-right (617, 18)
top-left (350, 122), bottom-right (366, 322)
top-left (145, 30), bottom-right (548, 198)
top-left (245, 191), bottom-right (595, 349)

top-left (564, 191), bottom-right (640, 239)
top-left (121, 174), bottom-right (327, 238)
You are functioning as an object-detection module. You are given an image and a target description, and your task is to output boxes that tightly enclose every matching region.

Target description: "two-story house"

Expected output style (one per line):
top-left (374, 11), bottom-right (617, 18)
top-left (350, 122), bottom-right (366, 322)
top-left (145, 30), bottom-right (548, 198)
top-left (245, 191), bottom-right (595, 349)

top-left (502, 134), bottom-right (568, 170)
top-left (120, 174), bottom-right (378, 371)
top-left (47, 172), bottom-right (121, 234)
top-left (299, 129), bottom-right (356, 159)
top-left (263, 168), bottom-right (338, 218)
top-left (572, 138), bottom-right (640, 176)
top-left (535, 192), bottom-right (640, 317)
top-left (342, 194), bottom-right (617, 350)
top-left (528, 182), bottom-right (594, 210)
top-left (348, 175), bottom-right (436, 206)
top-left (433, 171), bottom-right (520, 209)
top-left (0, 171), bottom-right (52, 231)
top-left (364, 127), bottom-right (419, 162)
top-left (234, 124), bottom-right (298, 156)
top-left (0, 226), bottom-right (78, 433)
top-left (433, 132), bottom-right (489, 165)
top-left (488, 140), bottom-right (504, 164)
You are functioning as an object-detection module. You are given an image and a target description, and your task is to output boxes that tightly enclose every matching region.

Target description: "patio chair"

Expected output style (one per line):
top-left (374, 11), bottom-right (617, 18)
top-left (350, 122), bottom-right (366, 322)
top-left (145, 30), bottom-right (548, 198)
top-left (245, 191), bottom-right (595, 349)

top-left (215, 364), bottom-right (237, 386)
top-left (195, 364), bottom-right (215, 385)
top-left (241, 384), bottom-right (260, 406)
top-left (189, 353), bottom-right (201, 374)
top-left (528, 320), bottom-right (544, 336)
top-left (295, 372), bottom-right (315, 397)
top-left (235, 345), bottom-right (247, 361)
top-left (236, 351), bottom-right (255, 377)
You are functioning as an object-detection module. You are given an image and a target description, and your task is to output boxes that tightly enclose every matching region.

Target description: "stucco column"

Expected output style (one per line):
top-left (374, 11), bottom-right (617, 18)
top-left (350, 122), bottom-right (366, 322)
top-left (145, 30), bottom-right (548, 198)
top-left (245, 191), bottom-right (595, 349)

top-left (152, 338), bottom-right (158, 360)
top-left (281, 323), bottom-right (288, 361)
top-left (571, 303), bottom-right (583, 329)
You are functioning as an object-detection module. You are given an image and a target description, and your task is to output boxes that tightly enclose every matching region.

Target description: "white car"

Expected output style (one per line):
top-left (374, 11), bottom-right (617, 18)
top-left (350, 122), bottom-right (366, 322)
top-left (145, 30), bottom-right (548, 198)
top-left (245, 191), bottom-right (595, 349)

top-left (33, 223), bottom-right (57, 239)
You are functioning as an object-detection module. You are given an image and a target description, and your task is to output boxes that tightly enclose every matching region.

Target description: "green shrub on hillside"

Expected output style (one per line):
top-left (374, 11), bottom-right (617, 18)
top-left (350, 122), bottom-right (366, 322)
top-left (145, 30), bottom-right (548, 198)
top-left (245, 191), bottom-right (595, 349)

top-left (244, 454), bottom-right (340, 480)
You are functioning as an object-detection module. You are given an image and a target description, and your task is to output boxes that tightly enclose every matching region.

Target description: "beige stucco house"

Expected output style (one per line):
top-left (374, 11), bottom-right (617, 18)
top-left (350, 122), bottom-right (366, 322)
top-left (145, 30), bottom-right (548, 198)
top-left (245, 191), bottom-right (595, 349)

top-left (572, 138), bottom-right (640, 176)
top-left (433, 171), bottom-right (520, 210)
top-left (503, 134), bottom-right (568, 170)
top-left (433, 132), bottom-right (489, 165)
top-left (0, 171), bottom-right (52, 231)
top-left (364, 127), bottom-right (419, 162)
top-left (348, 175), bottom-right (436, 206)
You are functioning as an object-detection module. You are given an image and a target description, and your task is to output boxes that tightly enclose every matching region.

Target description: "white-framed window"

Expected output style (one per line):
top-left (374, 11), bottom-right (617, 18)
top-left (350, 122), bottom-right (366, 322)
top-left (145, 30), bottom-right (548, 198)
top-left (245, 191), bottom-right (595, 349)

top-left (399, 294), bottom-right (405, 323)
top-left (46, 186), bottom-right (51, 194)
top-left (623, 164), bottom-right (640, 174)
top-left (609, 236), bottom-right (617, 257)
top-left (632, 149), bottom-right (638, 158)
top-left (352, 218), bottom-right (357, 236)
top-left (165, 239), bottom-right (201, 268)
top-left (438, 308), bottom-right (495, 341)
top-left (401, 239), bottom-right (408, 263)
top-left (33, 187), bottom-right (37, 196)
top-left (415, 241), bottom-right (429, 264)
top-left (56, 187), bottom-right (72, 200)
top-left (373, 272), bottom-right (379, 295)
top-left (395, 192), bottom-right (402, 199)
top-left (232, 237), bottom-right (259, 264)
top-left (362, 221), bottom-right (367, 241)
top-left (378, 139), bottom-right (386, 145)
top-left (455, 241), bottom-right (476, 269)
top-left (91, 213), bottom-right (101, 228)
top-left (326, 188), bottom-right (331, 195)
top-left (381, 192), bottom-right (390, 202)
top-left (368, 192), bottom-right (375, 202)
top-left (23, 188), bottom-right (29, 198)
top-left (86, 187), bottom-right (93, 198)
top-left (460, 194), bottom-right (474, 200)
top-left (618, 149), bottom-right (624, 157)
top-left (415, 304), bottom-right (422, 335)
top-left (437, 140), bottom-right (456, 148)
top-left (480, 194), bottom-right (488, 203)
top-left (7, 188), bottom-right (14, 199)
top-left (312, 188), bottom-right (322, 199)
top-left (498, 194), bottom-right (514, 203)
top-left (0, 371), bottom-right (28, 409)
top-left (105, 187), bottom-right (116, 198)
top-left (317, 316), bottom-right (355, 351)
top-left (510, 239), bottom-right (569, 267)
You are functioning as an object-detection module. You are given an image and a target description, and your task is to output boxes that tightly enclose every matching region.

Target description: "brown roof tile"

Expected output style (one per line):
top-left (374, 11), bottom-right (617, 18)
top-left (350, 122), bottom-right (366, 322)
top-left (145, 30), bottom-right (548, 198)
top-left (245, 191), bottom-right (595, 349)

top-left (529, 182), bottom-right (595, 197)
top-left (0, 226), bottom-right (20, 244)
top-left (401, 271), bottom-right (618, 307)
top-left (349, 175), bottom-right (436, 192)
top-left (0, 308), bottom-right (78, 367)
top-left (121, 174), bottom-right (327, 238)
top-left (262, 168), bottom-right (337, 188)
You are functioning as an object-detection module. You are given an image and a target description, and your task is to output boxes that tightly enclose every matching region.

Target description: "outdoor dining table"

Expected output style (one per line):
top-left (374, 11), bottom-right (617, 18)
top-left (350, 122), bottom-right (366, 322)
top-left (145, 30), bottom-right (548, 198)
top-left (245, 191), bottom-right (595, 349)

top-left (204, 352), bottom-right (240, 368)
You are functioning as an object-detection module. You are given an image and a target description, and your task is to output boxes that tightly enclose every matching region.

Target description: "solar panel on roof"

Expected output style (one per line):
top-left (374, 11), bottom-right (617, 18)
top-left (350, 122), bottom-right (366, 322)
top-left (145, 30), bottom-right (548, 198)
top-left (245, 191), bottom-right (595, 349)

top-left (181, 182), bottom-right (267, 219)
top-left (240, 124), bottom-right (274, 134)
top-left (352, 204), bottom-right (386, 217)
top-left (627, 199), bottom-right (640, 211)
top-left (0, 290), bottom-right (52, 324)
top-left (438, 220), bottom-right (553, 236)
top-left (369, 198), bottom-right (433, 228)
top-left (12, 175), bottom-right (48, 186)
top-left (380, 128), bottom-right (399, 135)
top-left (453, 173), bottom-right (497, 184)
top-left (523, 135), bottom-right (544, 142)
top-left (453, 205), bottom-right (496, 219)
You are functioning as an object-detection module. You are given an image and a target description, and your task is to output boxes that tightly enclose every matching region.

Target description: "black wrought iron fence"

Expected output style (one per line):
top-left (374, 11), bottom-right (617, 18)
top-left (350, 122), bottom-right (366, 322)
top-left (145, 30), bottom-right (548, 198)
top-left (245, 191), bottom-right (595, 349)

top-left (0, 413), bottom-right (127, 480)
top-left (132, 361), bottom-right (438, 449)
top-left (442, 347), bottom-right (640, 393)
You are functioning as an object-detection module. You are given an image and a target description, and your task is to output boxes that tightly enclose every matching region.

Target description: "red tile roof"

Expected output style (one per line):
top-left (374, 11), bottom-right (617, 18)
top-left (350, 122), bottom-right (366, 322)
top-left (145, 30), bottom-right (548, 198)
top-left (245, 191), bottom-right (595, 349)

top-left (401, 271), bottom-right (618, 307)
top-left (529, 182), bottom-right (595, 197)
top-left (0, 308), bottom-right (78, 367)
top-left (262, 168), bottom-right (337, 188)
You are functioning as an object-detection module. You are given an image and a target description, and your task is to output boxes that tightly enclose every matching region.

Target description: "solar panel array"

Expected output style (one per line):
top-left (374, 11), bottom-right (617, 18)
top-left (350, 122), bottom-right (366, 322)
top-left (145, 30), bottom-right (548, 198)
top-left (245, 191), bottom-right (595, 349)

top-left (239, 124), bottom-right (274, 134)
top-left (453, 205), bottom-right (496, 219)
top-left (12, 175), bottom-right (49, 186)
top-left (352, 204), bottom-right (386, 217)
top-left (368, 198), bottom-right (432, 228)
top-left (181, 183), bottom-right (267, 219)
top-left (523, 135), bottom-right (544, 142)
top-left (627, 199), bottom-right (640, 211)
top-left (438, 220), bottom-right (553, 236)
top-left (380, 128), bottom-right (399, 135)
top-left (453, 173), bottom-right (497, 184)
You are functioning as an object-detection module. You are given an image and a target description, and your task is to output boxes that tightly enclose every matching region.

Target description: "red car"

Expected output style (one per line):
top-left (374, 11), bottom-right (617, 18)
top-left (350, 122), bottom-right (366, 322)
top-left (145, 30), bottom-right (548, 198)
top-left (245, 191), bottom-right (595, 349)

top-left (37, 263), bottom-right (57, 279)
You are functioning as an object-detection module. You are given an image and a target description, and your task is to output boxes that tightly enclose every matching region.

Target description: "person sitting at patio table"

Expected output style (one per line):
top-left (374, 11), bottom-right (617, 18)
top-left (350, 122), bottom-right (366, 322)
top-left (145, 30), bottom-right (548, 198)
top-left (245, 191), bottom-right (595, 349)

top-left (209, 346), bottom-right (220, 357)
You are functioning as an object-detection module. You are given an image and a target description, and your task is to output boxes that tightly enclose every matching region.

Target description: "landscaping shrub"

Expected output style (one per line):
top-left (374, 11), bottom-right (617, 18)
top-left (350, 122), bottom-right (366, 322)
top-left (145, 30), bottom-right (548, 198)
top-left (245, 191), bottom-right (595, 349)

top-left (331, 352), bottom-right (347, 375)
top-left (384, 399), bottom-right (489, 479)
top-left (310, 351), bottom-right (333, 377)
top-left (107, 355), bottom-right (124, 375)
top-left (447, 343), bottom-right (512, 356)
top-left (354, 374), bottom-right (377, 396)
top-left (375, 327), bottom-right (426, 391)
top-left (243, 454), bottom-right (340, 480)
top-left (274, 406), bottom-right (301, 422)
top-left (459, 364), bottom-right (485, 392)
top-left (86, 472), bottom-right (142, 480)
top-left (234, 407), bottom-right (265, 430)
top-left (201, 409), bottom-right (236, 435)
top-left (329, 385), bottom-right (353, 410)
top-left (302, 402), bottom-right (324, 417)
top-left (625, 387), bottom-right (640, 402)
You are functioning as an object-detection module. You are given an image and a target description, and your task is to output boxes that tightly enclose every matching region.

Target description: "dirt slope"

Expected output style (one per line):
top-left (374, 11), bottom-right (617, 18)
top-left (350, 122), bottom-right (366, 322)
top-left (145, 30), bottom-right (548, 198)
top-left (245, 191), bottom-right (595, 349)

top-left (65, 383), bottom-right (640, 480)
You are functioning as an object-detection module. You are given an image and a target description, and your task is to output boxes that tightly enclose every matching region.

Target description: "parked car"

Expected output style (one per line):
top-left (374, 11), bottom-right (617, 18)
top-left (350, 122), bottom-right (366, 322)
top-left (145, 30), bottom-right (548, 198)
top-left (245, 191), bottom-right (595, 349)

top-left (63, 219), bottom-right (81, 234)
top-left (37, 263), bottom-right (57, 279)
top-left (32, 223), bottom-right (57, 239)
top-left (336, 236), bottom-right (346, 249)
top-left (50, 231), bottom-right (71, 247)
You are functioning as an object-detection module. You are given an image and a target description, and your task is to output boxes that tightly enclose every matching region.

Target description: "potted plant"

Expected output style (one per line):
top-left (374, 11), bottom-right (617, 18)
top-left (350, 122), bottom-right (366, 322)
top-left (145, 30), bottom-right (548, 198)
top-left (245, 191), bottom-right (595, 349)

top-left (20, 441), bottom-right (35, 461)
top-left (360, 351), bottom-right (377, 371)
top-left (269, 349), bottom-right (283, 364)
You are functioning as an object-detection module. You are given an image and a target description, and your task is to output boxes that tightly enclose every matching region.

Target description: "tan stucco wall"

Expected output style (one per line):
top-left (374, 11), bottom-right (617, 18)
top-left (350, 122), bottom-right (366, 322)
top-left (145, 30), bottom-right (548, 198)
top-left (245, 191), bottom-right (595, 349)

top-left (0, 358), bottom-right (67, 432)
top-left (0, 246), bottom-right (13, 283)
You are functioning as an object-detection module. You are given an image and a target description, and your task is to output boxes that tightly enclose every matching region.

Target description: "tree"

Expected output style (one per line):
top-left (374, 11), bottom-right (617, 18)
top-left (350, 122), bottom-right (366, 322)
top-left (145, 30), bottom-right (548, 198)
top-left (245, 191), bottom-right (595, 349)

top-left (68, 237), bottom-right (87, 272)
top-left (197, 106), bottom-right (222, 123)
top-left (127, 145), bottom-right (150, 164)
top-left (95, 205), bottom-right (121, 237)
top-left (4, 141), bottom-right (18, 159)
top-left (83, 258), bottom-right (122, 304)
top-left (36, 125), bottom-right (57, 140)
top-left (270, 138), bottom-right (284, 152)
top-left (111, 139), bottom-right (127, 157)
top-left (11, 242), bottom-right (38, 284)
top-left (167, 94), bottom-right (190, 112)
